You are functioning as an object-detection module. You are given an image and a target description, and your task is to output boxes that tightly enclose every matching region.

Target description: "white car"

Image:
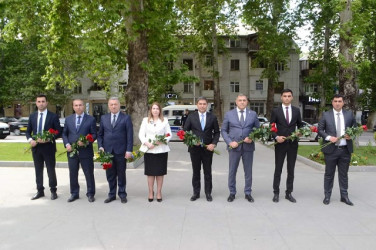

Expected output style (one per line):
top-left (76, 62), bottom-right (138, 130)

top-left (258, 117), bottom-right (270, 128)
top-left (300, 121), bottom-right (319, 142)
top-left (168, 117), bottom-right (183, 141)
top-left (0, 122), bottom-right (10, 139)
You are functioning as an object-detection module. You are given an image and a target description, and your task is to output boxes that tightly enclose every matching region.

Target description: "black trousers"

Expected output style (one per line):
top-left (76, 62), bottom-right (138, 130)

top-left (189, 146), bottom-right (213, 195)
top-left (32, 144), bottom-right (57, 193)
top-left (68, 155), bottom-right (95, 197)
top-left (324, 147), bottom-right (351, 197)
top-left (273, 141), bottom-right (298, 194)
top-left (106, 153), bottom-right (127, 199)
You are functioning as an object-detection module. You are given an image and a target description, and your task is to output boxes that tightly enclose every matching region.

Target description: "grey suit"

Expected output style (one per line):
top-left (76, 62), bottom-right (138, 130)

top-left (318, 109), bottom-right (356, 197)
top-left (221, 108), bottom-right (260, 195)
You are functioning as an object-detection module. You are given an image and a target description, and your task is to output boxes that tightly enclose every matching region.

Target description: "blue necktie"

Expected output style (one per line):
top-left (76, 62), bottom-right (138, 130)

top-left (76, 115), bottom-right (81, 132)
top-left (38, 113), bottom-right (43, 134)
top-left (201, 114), bottom-right (205, 131)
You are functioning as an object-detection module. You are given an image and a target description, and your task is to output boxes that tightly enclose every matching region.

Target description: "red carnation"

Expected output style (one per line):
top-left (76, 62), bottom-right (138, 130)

top-left (48, 128), bottom-right (58, 135)
top-left (271, 123), bottom-right (276, 128)
top-left (362, 125), bottom-right (367, 131)
top-left (102, 162), bottom-right (112, 170)
top-left (86, 134), bottom-right (94, 143)
top-left (165, 133), bottom-right (171, 137)
top-left (177, 130), bottom-right (185, 140)
top-left (310, 126), bottom-right (318, 133)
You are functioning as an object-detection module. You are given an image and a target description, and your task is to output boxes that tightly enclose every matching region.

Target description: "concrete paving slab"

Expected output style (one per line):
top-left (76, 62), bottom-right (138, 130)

top-left (0, 141), bottom-right (376, 250)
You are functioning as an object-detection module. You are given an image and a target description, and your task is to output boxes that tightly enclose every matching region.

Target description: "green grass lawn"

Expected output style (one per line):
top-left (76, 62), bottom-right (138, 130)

top-left (298, 145), bottom-right (376, 166)
top-left (0, 142), bottom-right (98, 162)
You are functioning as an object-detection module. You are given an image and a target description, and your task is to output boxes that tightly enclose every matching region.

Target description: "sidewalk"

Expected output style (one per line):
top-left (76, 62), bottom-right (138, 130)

top-left (1, 142), bottom-right (376, 250)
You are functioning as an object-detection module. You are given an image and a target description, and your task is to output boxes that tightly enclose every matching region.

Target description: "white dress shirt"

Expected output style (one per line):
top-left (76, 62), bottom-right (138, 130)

top-left (236, 107), bottom-right (246, 121)
top-left (282, 104), bottom-right (291, 124)
top-left (326, 109), bottom-right (346, 146)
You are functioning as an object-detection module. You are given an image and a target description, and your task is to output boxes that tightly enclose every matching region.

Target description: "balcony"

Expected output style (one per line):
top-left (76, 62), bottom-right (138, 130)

top-left (89, 90), bottom-right (106, 100)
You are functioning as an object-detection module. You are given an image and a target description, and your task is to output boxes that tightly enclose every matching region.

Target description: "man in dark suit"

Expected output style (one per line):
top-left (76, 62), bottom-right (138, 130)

top-left (221, 94), bottom-right (260, 203)
top-left (184, 97), bottom-right (220, 202)
top-left (26, 94), bottom-right (62, 200)
top-left (318, 94), bottom-right (357, 206)
top-left (62, 99), bottom-right (97, 203)
top-left (98, 97), bottom-right (133, 204)
top-left (270, 89), bottom-right (303, 203)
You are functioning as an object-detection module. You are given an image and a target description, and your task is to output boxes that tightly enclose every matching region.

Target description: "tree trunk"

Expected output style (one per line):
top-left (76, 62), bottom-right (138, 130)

top-left (265, 77), bottom-right (275, 120)
top-left (319, 25), bottom-right (330, 119)
top-left (212, 22), bottom-right (223, 124)
top-left (339, 0), bottom-right (356, 112)
top-left (125, 0), bottom-right (149, 145)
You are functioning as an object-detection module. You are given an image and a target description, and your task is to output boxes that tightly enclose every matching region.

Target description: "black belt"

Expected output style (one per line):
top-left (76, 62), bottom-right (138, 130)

top-left (336, 145), bottom-right (346, 149)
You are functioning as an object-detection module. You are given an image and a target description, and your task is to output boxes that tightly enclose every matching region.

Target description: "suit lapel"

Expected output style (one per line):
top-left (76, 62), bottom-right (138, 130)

top-left (43, 111), bottom-right (50, 131)
top-left (77, 114), bottom-right (87, 134)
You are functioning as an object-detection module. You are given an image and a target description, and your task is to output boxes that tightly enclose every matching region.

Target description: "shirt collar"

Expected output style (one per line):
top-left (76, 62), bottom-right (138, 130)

top-left (111, 111), bottom-right (120, 117)
top-left (199, 111), bottom-right (206, 116)
top-left (282, 104), bottom-right (291, 109)
top-left (333, 109), bottom-right (342, 115)
top-left (236, 107), bottom-right (246, 113)
top-left (39, 109), bottom-right (47, 116)
top-left (76, 113), bottom-right (84, 119)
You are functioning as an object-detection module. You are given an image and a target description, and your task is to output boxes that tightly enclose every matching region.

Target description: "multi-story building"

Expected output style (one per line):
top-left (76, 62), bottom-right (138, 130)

top-left (171, 33), bottom-right (300, 118)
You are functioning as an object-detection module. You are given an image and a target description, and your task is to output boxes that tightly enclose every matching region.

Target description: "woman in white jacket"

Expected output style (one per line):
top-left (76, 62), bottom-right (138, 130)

top-left (139, 102), bottom-right (172, 202)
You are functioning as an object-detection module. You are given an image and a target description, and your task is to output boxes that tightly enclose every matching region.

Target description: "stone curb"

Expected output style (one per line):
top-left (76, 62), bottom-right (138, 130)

top-left (0, 161), bottom-right (143, 169)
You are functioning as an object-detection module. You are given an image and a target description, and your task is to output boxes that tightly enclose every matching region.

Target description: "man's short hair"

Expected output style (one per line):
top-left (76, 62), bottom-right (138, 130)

top-left (36, 94), bottom-right (47, 101)
top-left (332, 94), bottom-right (344, 100)
top-left (281, 89), bottom-right (293, 96)
top-left (108, 97), bottom-right (119, 102)
top-left (197, 96), bottom-right (208, 103)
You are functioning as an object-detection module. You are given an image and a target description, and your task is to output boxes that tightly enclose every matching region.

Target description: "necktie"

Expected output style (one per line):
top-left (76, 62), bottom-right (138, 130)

top-left (112, 114), bottom-right (116, 128)
top-left (38, 113), bottom-right (43, 134)
top-left (240, 110), bottom-right (245, 126)
top-left (285, 107), bottom-right (289, 124)
top-left (336, 113), bottom-right (341, 145)
top-left (200, 114), bottom-right (205, 131)
top-left (76, 115), bottom-right (81, 132)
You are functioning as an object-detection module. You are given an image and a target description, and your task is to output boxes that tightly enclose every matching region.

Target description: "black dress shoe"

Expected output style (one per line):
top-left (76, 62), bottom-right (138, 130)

top-left (285, 193), bottom-right (296, 203)
top-left (157, 198), bottom-right (162, 202)
top-left (245, 194), bottom-right (254, 203)
top-left (31, 192), bottom-right (45, 200)
top-left (190, 194), bottom-right (200, 201)
top-left (205, 193), bottom-right (213, 202)
top-left (340, 197), bottom-right (354, 206)
top-left (104, 197), bottom-right (116, 203)
top-left (67, 195), bottom-right (79, 202)
top-left (227, 194), bottom-right (235, 202)
top-left (323, 197), bottom-right (330, 205)
top-left (121, 197), bottom-right (128, 203)
top-left (88, 196), bottom-right (95, 202)
top-left (272, 194), bottom-right (279, 203)
top-left (51, 192), bottom-right (58, 200)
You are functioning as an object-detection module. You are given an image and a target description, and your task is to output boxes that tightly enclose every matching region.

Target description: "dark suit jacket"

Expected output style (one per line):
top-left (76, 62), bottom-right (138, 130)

top-left (62, 114), bottom-right (97, 158)
top-left (318, 109), bottom-right (357, 154)
top-left (183, 111), bottom-right (220, 151)
top-left (221, 108), bottom-right (260, 152)
top-left (26, 110), bottom-right (62, 152)
top-left (270, 105), bottom-right (303, 143)
top-left (97, 112), bottom-right (133, 154)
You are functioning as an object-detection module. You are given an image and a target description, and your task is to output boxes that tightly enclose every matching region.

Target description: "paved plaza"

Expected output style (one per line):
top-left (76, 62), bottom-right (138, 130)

top-left (1, 141), bottom-right (376, 250)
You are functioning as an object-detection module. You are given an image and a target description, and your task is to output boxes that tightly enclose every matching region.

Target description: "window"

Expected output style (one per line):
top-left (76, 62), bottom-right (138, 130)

top-left (229, 102), bottom-right (236, 110)
top-left (230, 82), bottom-right (240, 93)
top-left (205, 55), bottom-right (213, 67)
top-left (304, 83), bottom-right (318, 93)
top-left (230, 60), bottom-right (240, 71)
top-left (183, 82), bottom-right (193, 93)
top-left (118, 82), bottom-right (127, 93)
top-left (73, 84), bottom-right (82, 94)
top-left (274, 82), bottom-right (284, 94)
top-left (275, 62), bottom-right (285, 71)
top-left (183, 59), bottom-right (193, 71)
top-left (255, 80), bottom-right (263, 90)
top-left (166, 61), bottom-right (174, 71)
top-left (230, 39), bottom-right (240, 48)
top-left (250, 102), bottom-right (264, 115)
top-left (204, 80), bottom-right (214, 90)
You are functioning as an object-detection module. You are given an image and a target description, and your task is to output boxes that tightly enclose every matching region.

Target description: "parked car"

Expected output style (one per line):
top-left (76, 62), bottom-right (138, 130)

top-left (301, 121), bottom-right (319, 142)
top-left (0, 122), bottom-right (10, 139)
top-left (9, 117), bottom-right (29, 135)
top-left (168, 117), bottom-right (182, 141)
top-left (0, 117), bottom-right (18, 124)
top-left (59, 118), bottom-right (65, 128)
top-left (258, 117), bottom-right (270, 128)
top-left (373, 124), bottom-right (376, 132)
